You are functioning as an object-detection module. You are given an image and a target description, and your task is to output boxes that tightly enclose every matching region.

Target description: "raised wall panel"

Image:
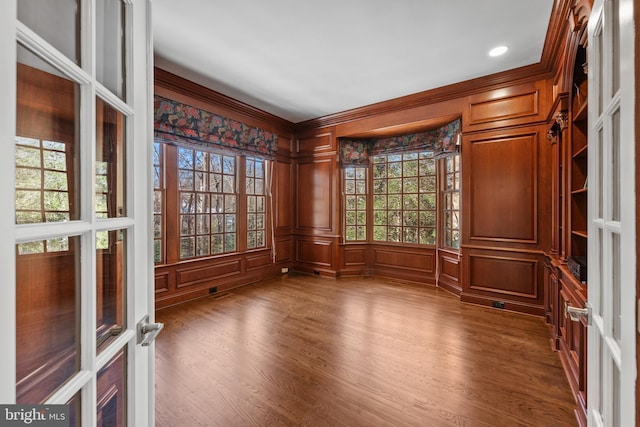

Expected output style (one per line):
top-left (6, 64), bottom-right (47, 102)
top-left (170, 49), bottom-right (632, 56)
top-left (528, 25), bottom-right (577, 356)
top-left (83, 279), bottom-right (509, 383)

top-left (297, 132), bottom-right (334, 154)
top-left (296, 158), bottom-right (334, 231)
top-left (464, 81), bottom-right (547, 132)
top-left (438, 251), bottom-right (461, 295)
top-left (296, 238), bottom-right (333, 267)
top-left (344, 247), bottom-right (366, 266)
top-left (275, 159), bottom-right (293, 231)
top-left (373, 247), bottom-right (435, 272)
top-left (246, 253), bottom-right (272, 271)
top-left (467, 131), bottom-right (538, 243)
top-left (275, 238), bottom-right (292, 263)
top-left (468, 254), bottom-right (538, 298)
top-left (440, 255), bottom-right (460, 281)
top-left (155, 272), bottom-right (169, 293)
top-left (278, 136), bottom-right (292, 153)
top-left (469, 91), bottom-right (538, 125)
top-left (176, 260), bottom-right (241, 288)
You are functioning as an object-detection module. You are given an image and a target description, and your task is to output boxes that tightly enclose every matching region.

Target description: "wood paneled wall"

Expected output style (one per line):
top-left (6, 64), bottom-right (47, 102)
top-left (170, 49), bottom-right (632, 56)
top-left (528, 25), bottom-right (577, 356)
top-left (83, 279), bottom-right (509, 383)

top-left (460, 83), bottom-right (553, 315)
top-left (154, 69), bottom-right (296, 308)
top-left (296, 75), bottom-right (553, 312)
top-left (153, 0), bottom-right (577, 314)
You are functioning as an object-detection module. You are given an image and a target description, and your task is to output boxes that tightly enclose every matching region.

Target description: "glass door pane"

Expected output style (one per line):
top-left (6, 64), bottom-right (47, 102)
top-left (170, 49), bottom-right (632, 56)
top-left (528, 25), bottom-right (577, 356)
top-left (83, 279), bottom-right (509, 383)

top-left (96, 229), bottom-right (126, 353)
top-left (97, 350), bottom-right (127, 427)
top-left (17, 0), bottom-right (80, 64)
top-left (96, 0), bottom-right (126, 99)
top-left (15, 236), bottom-right (81, 403)
top-left (96, 97), bottom-right (126, 218)
top-left (16, 44), bottom-right (80, 224)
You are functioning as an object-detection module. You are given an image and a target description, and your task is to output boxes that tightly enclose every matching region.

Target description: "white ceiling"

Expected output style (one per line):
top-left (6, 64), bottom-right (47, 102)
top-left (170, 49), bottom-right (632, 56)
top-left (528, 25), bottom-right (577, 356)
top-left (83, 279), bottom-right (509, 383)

top-left (153, 0), bottom-right (555, 124)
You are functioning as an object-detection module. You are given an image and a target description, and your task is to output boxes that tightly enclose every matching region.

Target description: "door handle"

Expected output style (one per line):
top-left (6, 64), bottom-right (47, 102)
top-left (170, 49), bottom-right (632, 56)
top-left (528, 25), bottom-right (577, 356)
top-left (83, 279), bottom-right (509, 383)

top-left (137, 315), bottom-right (164, 346)
top-left (564, 301), bottom-right (592, 326)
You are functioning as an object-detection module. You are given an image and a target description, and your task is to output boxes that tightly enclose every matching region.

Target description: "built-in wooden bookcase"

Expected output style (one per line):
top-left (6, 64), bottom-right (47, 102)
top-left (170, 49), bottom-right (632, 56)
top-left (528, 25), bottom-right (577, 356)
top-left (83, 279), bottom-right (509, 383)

top-left (545, 5), bottom-right (591, 425)
top-left (569, 45), bottom-right (589, 260)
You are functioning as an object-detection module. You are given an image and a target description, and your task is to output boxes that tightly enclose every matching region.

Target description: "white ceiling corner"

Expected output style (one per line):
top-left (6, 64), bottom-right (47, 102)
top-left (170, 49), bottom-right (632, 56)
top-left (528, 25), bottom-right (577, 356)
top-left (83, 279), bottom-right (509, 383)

top-left (152, 0), bottom-right (555, 123)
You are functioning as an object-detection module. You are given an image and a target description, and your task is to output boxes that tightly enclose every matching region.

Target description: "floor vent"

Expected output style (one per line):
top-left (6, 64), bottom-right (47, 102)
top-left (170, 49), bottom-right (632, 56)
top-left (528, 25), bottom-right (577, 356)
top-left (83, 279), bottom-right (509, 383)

top-left (210, 291), bottom-right (233, 300)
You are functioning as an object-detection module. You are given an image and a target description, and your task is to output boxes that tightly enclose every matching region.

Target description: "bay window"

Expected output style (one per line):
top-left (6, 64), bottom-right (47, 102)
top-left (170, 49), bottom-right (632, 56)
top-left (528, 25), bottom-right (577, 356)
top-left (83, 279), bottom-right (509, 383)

top-left (340, 118), bottom-right (461, 248)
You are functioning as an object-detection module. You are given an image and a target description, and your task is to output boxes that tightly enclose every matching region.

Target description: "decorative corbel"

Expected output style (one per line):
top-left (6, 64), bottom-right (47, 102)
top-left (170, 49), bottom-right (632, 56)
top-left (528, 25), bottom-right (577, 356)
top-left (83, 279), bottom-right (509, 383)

top-left (547, 129), bottom-right (558, 145)
top-left (555, 111), bottom-right (569, 130)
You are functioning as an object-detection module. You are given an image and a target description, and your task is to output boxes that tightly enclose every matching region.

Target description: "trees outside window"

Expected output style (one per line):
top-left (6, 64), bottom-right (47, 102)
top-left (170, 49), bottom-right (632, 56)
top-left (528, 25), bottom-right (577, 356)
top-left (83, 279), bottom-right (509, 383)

top-left (153, 141), bottom-right (270, 265)
top-left (343, 151), bottom-right (459, 248)
top-left (372, 152), bottom-right (436, 245)
top-left (177, 147), bottom-right (236, 259)
top-left (441, 154), bottom-right (461, 249)
top-left (344, 167), bottom-right (367, 241)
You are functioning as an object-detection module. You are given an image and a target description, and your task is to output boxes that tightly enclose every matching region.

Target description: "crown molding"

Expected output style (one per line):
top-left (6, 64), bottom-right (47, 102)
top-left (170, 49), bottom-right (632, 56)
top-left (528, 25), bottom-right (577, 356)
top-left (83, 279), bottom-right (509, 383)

top-left (154, 67), bottom-right (296, 135)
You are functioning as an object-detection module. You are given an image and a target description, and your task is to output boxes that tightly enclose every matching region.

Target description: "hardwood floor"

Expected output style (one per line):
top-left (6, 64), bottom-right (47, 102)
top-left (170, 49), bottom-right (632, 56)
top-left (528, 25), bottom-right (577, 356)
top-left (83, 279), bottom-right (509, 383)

top-left (155, 273), bottom-right (577, 426)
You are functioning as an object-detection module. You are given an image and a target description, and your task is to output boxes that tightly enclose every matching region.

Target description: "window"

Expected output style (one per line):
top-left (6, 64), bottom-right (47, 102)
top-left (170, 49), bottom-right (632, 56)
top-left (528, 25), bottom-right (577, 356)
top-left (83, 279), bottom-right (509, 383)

top-left (178, 147), bottom-right (236, 259)
top-left (372, 152), bottom-right (436, 244)
top-left (153, 142), bottom-right (164, 263)
top-left (15, 136), bottom-right (71, 224)
top-left (15, 136), bottom-right (72, 255)
top-left (344, 167), bottom-right (367, 241)
top-left (246, 157), bottom-right (266, 249)
top-left (441, 154), bottom-right (461, 249)
top-left (153, 140), bottom-right (272, 265)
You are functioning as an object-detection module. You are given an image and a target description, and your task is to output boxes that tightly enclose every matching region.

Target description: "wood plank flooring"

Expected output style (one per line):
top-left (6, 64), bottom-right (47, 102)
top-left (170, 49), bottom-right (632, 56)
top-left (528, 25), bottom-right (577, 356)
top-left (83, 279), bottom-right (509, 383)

top-left (155, 274), bottom-right (577, 426)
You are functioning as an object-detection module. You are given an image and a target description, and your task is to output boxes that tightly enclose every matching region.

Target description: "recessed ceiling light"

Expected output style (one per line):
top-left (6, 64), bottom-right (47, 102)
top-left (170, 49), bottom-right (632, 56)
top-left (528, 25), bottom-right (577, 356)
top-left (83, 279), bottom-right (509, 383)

top-left (489, 45), bottom-right (509, 57)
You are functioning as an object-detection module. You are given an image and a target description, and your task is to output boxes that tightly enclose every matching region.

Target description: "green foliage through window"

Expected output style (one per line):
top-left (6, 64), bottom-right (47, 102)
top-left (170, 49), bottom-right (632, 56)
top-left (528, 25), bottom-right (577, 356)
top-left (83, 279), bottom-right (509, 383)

top-left (372, 152), bottom-right (436, 245)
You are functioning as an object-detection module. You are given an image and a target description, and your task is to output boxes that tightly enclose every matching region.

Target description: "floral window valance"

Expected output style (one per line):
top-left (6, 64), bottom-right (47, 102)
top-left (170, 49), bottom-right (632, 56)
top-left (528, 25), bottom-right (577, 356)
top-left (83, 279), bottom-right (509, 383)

top-left (340, 118), bottom-right (461, 166)
top-left (154, 95), bottom-right (278, 159)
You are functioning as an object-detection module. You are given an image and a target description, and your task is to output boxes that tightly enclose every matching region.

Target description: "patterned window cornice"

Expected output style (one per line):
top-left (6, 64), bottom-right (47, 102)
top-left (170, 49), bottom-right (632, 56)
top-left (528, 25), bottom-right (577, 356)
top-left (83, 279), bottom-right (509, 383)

top-left (153, 95), bottom-right (278, 159)
top-left (339, 118), bottom-right (461, 167)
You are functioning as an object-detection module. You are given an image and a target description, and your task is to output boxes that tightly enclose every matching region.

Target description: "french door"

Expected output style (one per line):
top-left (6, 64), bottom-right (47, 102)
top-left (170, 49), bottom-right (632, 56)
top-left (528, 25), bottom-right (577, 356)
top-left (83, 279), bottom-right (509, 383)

top-left (0, 0), bottom-right (156, 426)
top-left (587, 0), bottom-right (636, 426)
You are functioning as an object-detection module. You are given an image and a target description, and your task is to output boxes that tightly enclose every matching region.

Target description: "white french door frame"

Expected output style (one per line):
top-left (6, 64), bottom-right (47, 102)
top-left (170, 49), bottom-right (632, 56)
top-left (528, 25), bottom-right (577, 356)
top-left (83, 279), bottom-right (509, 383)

top-left (587, 0), bottom-right (636, 426)
top-left (0, 0), bottom-right (17, 405)
top-left (0, 0), bottom-right (156, 425)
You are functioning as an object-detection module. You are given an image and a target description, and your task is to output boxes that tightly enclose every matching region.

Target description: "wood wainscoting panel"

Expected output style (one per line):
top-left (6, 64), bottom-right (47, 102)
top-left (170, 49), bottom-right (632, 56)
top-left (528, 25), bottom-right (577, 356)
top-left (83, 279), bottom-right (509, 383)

top-left (296, 238), bottom-right (334, 268)
top-left (275, 237), bottom-right (292, 263)
top-left (438, 250), bottom-right (461, 295)
top-left (176, 260), bottom-right (242, 289)
top-left (371, 246), bottom-right (436, 284)
top-left (467, 253), bottom-right (538, 298)
top-left (373, 247), bottom-right (434, 272)
top-left (155, 272), bottom-right (169, 293)
top-left (296, 158), bottom-right (334, 231)
top-left (344, 246), bottom-right (367, 266)
top-left (246, 253), bottom-right (272, 271)
top-left (466, 130), bottom-right (538, 243)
